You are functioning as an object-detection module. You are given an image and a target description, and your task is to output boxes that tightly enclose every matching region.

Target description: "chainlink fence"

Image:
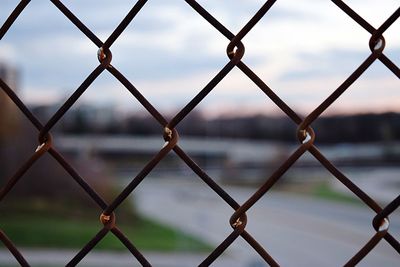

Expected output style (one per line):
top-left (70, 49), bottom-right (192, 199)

top-left (0, 0), bottom-right (399, 266)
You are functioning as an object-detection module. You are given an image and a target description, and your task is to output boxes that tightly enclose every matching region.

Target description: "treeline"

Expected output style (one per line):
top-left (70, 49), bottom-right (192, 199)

top-left (31, 105), bottom-right (400, 143)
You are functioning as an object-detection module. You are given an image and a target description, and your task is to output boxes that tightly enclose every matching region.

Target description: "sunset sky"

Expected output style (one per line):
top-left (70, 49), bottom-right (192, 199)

top-left (0, 0), bottom-right (399, 117)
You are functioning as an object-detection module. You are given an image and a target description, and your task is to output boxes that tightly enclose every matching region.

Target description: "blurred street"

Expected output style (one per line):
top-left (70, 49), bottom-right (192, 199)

top-left (1, 178), bottom-right (399, 267)
top-left (133, 178), bottom-right (400, 267)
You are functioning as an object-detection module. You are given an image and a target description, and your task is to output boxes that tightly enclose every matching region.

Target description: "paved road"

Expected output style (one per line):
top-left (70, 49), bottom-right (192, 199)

top-left (132, 178), bottom-right (400, 267)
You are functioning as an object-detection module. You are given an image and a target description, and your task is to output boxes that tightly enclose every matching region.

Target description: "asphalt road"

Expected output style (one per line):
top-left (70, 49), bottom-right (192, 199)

top-left (132, 178), bottom-right (400, 267)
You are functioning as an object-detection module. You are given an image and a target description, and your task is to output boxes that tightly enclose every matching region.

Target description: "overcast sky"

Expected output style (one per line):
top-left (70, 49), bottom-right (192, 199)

top-left (0, 0), bottom-right (399, 117)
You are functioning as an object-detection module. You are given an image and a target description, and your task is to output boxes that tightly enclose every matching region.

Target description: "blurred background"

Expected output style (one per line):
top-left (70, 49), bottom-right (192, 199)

top-left (0, 0), bottom-right (399, 266)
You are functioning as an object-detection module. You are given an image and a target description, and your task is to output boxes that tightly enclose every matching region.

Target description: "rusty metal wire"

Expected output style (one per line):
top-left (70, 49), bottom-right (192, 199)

top-left (0, 0), bottom-right (399, 266)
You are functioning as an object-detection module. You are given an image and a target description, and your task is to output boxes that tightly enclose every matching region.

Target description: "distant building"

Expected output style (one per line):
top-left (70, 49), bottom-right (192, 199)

top-left (0, 63), bottom-right (19, 138)
top-left (0, 63), bottom-right (18, 90)
top-left (0, 63), bottom-right (20, 178)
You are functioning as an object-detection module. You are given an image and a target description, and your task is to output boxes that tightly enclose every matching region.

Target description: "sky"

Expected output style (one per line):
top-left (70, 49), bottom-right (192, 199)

top-left (0, 0), bottom-right (399, 117)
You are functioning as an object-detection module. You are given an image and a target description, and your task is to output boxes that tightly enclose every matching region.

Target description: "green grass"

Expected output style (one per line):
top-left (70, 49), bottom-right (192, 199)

top-left (0, 214), bottom-right (211, 252)
top-left (312, 183), bottom-right (361, 205)
top-left (0, 197), bottom-right (211, 252)
top-left (272, 179), bottom-right (362, 206)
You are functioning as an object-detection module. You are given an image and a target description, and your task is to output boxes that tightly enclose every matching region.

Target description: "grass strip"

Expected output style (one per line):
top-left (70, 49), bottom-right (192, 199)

top-left (0, 214), bottom-right (211, 252)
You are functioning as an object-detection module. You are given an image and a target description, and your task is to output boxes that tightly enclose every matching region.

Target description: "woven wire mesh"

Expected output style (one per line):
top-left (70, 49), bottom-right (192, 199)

top-left (0, 0), bottom-right (399, 266)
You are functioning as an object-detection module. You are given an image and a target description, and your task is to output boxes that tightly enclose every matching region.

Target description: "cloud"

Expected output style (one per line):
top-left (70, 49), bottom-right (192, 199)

top-left (21, 85), bottom-right (65, 106)
top-left (0, 43), bottom-right (17, 63)
top-left (1, 0), bottom-right (399, 117)
top-left (278, 49), bottom-right (371, 81)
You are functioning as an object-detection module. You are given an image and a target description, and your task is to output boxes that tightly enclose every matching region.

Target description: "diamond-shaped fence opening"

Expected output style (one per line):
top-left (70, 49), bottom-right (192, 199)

top-left (0, 0), bottom-right (399, 266)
